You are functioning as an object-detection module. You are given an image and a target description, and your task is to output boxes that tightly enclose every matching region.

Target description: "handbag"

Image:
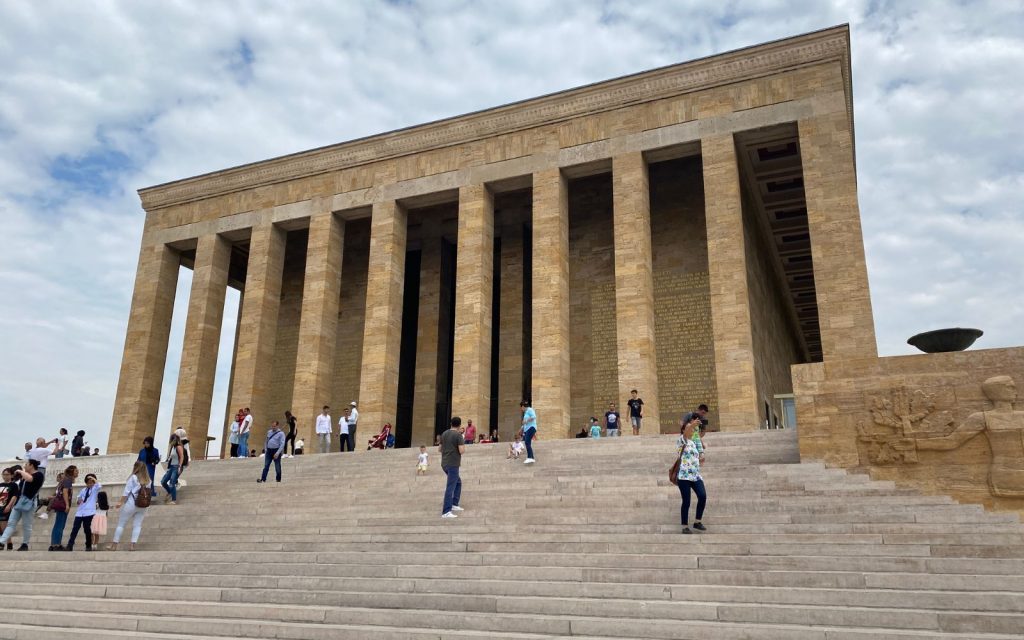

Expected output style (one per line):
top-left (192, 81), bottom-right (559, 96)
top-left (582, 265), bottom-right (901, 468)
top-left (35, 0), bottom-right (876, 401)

top-left (669, 456), bottom-right (681, 486)
top-left (12, 495), bottom-right (36, 513)
top-left (51, 489), bottom-right (68, 513)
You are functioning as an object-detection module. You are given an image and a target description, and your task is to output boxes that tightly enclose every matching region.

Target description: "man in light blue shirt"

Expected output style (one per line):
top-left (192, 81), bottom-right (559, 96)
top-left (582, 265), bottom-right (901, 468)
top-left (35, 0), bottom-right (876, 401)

top-left (520, 401), bottom-right (537, 464)
top-left (259, 421), bottom-right (285, 483)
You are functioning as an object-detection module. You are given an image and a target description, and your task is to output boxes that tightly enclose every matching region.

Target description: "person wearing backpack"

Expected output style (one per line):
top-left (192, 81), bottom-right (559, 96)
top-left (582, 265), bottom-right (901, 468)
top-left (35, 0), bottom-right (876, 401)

top-left (137, 437), bottom-right (161, 498)
top-left (109, 461), bottom-right (151, 551)
top-left (161, 434), bottom-right (186, 505)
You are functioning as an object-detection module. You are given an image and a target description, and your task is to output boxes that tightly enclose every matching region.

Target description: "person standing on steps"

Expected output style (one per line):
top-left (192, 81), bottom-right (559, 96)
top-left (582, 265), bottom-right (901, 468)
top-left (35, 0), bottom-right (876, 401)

top-left (109, 461), bottom-right (151, 551)
top-left (316, 405), bottom-right (332, 454)
top-left (228, 408), bottom-right (243, 458)
top-left (66, 473), bottom-right (100, 551)
top-left (675, 416), bottom-right (707, 534)
top-left (0, 459), bottom-right (45, 551)
top-left (440, 416), bottom-right (466, 518)
top-left (55, 428), bottom-right (70, 459)
top-left (283, 411), bottom-right (297, 458)
top-left (339, 407), bottom-right (352, 452)
top-left (464, 420), bottom-right (477, 445)
top-left (138, 437), bottom-right (161, 498)
top-left (347, 401), bottom-right (359, 451)
top-left (627, 390), bottom-right (644, 436)
top-left (161, 434), bottom-right (185, 505)
top-left (237, 408), bottom-right (253, 459)
top-left (48, 464), bottom-right (76, 551)
top-left (258, 421), bottom-right (285, 483)
top-left (520, 400), bottom-right (537, 464)
top-left (605, 403), bottom-right (621, 437)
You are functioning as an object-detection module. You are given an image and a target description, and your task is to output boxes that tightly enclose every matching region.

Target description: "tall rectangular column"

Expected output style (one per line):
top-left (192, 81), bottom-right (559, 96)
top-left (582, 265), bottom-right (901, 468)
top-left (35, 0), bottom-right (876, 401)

top-left (612, 152), bottom-right (661, 434)
top-left (531, 169), bottom-right (571, 438)
top-left (799, 112), bottom-right (878, 360)
top-left (412, 232), bottom-right (442, 447)
top-left (226, 220), bottom-right (286, 441)
top-left (108, 244), bottom-right (180, 453)
top-left (451, 184), bottom-right (495, 430)
top-left (291, 208), bottom-right (345, 446)
top-left (171, 234), bottom-right (230, 456)
top-left (497, 223), bottom-right (525, 441)
top-left (703, 134), bottom-right (760, 431)
top-left (358, 200), bottom-right (407, 431)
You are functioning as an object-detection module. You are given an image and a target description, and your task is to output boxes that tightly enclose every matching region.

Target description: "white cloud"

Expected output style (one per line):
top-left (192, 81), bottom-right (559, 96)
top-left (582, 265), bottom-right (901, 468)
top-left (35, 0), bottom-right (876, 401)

top-left (0, 1), bottom-right (1022, 456)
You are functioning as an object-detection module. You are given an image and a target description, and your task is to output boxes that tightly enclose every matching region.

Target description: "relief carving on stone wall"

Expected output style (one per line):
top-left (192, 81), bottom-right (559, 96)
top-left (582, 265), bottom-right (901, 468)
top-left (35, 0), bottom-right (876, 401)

top-left (857, 376), bottom-right (1024, 497)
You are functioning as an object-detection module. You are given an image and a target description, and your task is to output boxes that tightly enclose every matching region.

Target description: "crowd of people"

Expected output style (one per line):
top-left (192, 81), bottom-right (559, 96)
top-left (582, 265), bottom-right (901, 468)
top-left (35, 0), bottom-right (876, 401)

top-left (2, 392), bottom-right (713, 549)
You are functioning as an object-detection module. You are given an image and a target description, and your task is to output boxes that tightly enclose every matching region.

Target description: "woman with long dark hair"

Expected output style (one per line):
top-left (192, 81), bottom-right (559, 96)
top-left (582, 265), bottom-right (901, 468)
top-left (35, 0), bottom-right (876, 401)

top-left (674, 417), bottom-right (707, 534)
top-left (161, 434), bottom-right (185, 505)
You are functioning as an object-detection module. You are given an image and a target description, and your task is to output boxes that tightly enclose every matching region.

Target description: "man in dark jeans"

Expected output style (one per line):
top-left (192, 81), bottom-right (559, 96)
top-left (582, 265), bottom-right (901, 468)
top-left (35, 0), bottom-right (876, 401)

top-left (439, 417), bottom-right (466, 518)
top-left (258, 422), bottom-right (285, 484)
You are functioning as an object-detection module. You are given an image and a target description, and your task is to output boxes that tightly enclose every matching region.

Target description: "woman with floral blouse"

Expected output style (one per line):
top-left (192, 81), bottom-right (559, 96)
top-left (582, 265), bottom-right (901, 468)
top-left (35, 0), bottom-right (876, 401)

top-left (675, 416), bottom-right (707, 534)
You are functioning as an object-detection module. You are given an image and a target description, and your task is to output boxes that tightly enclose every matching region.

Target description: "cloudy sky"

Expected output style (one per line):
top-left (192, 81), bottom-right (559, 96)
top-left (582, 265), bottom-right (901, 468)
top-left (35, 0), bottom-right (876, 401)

top-left (1, 1), bottom-right (1021, 457)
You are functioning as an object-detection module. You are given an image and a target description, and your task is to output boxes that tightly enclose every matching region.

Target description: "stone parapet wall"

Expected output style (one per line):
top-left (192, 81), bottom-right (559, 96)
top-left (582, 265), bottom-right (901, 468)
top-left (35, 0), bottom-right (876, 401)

top-left (0, 453), bottom-right (136, 490)
top-left (795, 347), bottom-right (1024, 515)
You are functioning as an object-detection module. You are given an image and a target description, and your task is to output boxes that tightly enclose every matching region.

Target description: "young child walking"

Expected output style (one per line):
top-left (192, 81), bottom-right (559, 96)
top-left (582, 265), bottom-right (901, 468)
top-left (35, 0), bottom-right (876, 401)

top-left (66, 473), bottom-right (100, 551)
top-left (91, 490), bottom-right (109, 549)
top-left (416, 446), bottom-right (429, 475)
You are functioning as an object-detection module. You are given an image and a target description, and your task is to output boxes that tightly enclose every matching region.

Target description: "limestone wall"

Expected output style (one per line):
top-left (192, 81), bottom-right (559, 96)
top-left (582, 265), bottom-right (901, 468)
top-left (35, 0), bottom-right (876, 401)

top-left (795, 347), bottom-right (1024, 515)
top-left (649, 157), bottom-right (717, 432)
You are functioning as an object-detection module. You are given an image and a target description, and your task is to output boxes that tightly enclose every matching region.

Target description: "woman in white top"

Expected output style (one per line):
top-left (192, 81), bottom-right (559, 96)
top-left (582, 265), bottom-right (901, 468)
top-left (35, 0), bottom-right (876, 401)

top-left (65, 473), bottom-right (100, 551)
top-left (108, 461), bottom-right (151, 551)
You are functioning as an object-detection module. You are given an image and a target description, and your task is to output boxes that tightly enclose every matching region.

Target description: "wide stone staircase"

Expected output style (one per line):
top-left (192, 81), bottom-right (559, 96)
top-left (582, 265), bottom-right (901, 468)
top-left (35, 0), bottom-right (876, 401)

top-left (3, 429), bottom-right (1024, 639)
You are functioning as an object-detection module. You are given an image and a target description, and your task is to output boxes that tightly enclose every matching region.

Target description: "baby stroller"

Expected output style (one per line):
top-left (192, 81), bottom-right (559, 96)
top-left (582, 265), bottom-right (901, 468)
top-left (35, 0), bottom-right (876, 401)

top-left (367, 424), bottom-right (392, 450)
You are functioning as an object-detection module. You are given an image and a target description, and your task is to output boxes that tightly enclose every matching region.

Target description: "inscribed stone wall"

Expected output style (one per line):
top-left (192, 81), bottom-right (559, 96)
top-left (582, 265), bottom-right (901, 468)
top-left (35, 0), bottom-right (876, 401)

top-left (741, 184), bottom-right (804, 427)
top-left (795, 347), bottom-right (1024, 516)
top-left (649, 157), bottom-right (718, 432)
top-left (568, 175), bottom-right (619, 433)
top-left (331, 219), bottom-right (370, 416)
top-left (260, 230), bottom-right (306, 448)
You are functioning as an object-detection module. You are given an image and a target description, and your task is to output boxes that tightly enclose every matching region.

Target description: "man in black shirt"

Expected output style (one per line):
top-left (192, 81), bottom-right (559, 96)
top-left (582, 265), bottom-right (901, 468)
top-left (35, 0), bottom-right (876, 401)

top-left (0, 459), bottom-right (45, 551)
top-left (439, 417), bottom-right (466, 518)
top-left (627, 389), bottom-right (644, 436)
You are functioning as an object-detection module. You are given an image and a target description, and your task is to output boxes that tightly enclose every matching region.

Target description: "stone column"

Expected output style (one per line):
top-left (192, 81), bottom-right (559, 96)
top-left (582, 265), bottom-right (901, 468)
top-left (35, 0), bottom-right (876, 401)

top-left (412, 231), bottom-right (442, 447)
top-left (611, 152), bottom-right (661, 434)
top-left (498, 222), bottom-right (525, 441)
top-left (799, 112), bottom-right (878, 360)
top-left (531, 169), bottom-right (571, 438)
top-left (451, 184), bottom-right (495, 430)
top-left (291, 208), bottom-right (345, 446)
top-left (358, 200), bottom-right (407, 431)
top-left (703, 134), bottom-right (760, 431)
top-left (226, 220), bottom-right (286, 434)
top-left (108, 243), bottom-right (180, 453)
top-left (170, 234), bottom-right (231, 456)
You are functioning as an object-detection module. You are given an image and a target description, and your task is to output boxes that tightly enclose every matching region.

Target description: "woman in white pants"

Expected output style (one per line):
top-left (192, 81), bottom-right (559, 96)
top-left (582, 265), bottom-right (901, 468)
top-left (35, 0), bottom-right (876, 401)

top-left (108, 461), bottom-right (151, 551)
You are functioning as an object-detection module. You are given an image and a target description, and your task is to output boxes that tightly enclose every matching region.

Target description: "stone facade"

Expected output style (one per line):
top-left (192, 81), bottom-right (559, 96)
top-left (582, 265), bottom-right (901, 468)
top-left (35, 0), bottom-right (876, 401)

top-left (112, 26), bottom-right (873, 461)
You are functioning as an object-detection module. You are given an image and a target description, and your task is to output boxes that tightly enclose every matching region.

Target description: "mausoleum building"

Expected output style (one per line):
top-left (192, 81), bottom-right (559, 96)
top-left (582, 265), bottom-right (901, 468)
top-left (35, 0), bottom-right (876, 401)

top-left (109, 25), bottom-right (875, 457)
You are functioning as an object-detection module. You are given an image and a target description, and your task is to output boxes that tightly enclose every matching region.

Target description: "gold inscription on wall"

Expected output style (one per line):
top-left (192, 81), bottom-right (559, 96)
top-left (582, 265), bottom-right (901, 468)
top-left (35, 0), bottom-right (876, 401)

top-left (654, 270), bottom-right (717, 431)
top-left (590, 281), bottom-right (619, 409)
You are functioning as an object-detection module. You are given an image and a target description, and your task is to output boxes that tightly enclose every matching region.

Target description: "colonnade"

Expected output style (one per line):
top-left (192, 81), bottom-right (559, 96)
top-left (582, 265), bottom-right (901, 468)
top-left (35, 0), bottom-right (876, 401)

top-left (109, 115), bottom-right (874, 457)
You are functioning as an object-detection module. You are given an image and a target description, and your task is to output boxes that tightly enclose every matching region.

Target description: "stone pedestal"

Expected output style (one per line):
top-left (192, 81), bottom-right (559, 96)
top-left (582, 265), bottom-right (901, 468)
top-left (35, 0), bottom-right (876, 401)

top-left (358, 200), bottom-right (408, 432)
top-left (703, 134), bottom-right (760, 431)
top-left (171, 234), bottom-right (231, 456)
top-left (109, 244), bottom-right (180, 453)
top-left (531, 169), bottom-right (571, 437)
top-left (451, 184), bottom-right (495, 431)
top-left (291, 207), bottom-right (345, 446)
top-left (612, 152), bottom-right (661, 433)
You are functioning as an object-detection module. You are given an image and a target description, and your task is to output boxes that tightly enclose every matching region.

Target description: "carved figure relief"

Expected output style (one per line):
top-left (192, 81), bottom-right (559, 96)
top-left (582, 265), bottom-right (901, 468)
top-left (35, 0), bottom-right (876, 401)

top-left (858, 376), bottom-right (1024, 497)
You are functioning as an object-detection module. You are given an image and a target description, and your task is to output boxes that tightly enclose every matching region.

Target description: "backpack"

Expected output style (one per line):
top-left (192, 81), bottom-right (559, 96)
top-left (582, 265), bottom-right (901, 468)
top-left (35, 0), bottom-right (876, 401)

top-left (97, 491), bottom-right (109, 511)
top-left (133, 485), bottom-right (151, 508)
top-left (180, 445), bottom-right (190, 468)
